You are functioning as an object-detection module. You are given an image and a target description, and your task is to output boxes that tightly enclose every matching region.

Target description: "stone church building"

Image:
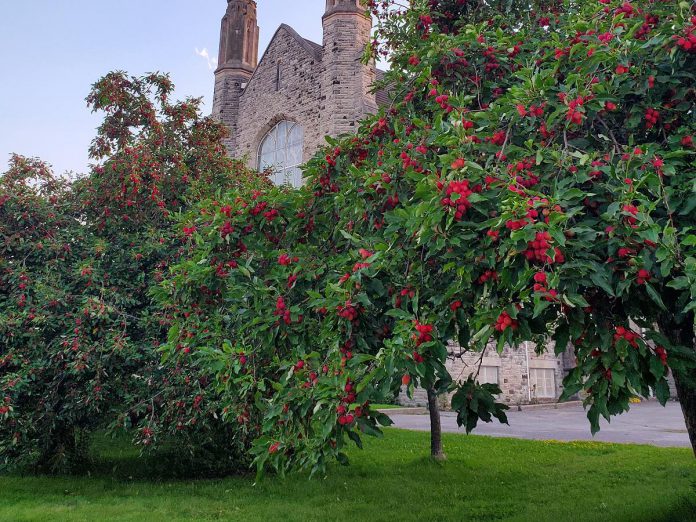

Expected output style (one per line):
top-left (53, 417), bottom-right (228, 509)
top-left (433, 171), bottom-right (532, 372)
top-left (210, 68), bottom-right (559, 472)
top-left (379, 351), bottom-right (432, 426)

top-left (212, 0), bottom-right (386, 187)
top-left (210, 0), bottom-right (575, 406)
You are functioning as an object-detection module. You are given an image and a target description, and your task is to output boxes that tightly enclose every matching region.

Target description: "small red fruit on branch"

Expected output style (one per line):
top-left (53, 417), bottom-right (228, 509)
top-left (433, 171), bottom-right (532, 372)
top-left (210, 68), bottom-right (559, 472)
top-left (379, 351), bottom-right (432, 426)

top-left (655, 347), bottom-right (668, 366)
top-left (413, 321), bottom-right (434, 346)
top-left (494, 311), bottom-right (519, 332)
top-left (636, 269), bottom-right (651, 285)
top-left (613, 326), bottom-right (639, 348)
top-left (524, 232), bottom-right (565, 264)
top-left (337, 301), bottom-right (359, 322)
top-left (441, 180), bottom-right (480, 220)
top-left (338, 414), bottom-right (355, 426)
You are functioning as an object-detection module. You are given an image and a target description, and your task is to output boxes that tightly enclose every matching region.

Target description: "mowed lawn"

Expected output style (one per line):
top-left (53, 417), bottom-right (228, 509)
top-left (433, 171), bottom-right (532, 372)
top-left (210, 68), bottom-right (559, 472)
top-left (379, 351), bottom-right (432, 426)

top-left (1, 429), bottom-right (695, 522)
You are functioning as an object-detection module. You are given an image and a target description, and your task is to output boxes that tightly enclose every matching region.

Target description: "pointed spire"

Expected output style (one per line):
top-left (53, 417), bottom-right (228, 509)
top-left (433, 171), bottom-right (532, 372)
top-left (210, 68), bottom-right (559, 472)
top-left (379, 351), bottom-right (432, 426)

top-left (217, 0), bottom-right (259, 73)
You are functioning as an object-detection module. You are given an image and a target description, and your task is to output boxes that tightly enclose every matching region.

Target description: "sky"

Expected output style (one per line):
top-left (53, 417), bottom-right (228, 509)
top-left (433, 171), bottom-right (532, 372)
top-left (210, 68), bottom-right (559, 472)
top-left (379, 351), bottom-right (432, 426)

top-left (0, 1), bottom-right (328, 176)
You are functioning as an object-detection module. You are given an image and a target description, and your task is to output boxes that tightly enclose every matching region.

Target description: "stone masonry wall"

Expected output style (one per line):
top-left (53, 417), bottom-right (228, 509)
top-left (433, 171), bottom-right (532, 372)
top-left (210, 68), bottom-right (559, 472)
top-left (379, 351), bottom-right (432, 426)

top-left (234, 26), bottom-right (324, 168)
top-left (321, 12), bottom-right (377, 139)
top-left (218, 12), bottom-right (378, 177)
top-left (213, 71), bottom-right (250, 154)
top-left (399, 343), bottom-right (567, 408)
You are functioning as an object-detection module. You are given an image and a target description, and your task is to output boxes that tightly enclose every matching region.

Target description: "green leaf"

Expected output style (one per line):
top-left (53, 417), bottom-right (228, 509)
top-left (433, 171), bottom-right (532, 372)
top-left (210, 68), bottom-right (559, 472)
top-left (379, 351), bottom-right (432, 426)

top-left (644, 283), bottom-right (667, 311)
top-left (347, 429), bottom-right (363, 449)
top-left (533, 299), bottom-right (552, 318)
top-left (649, 357), bottom-right (666, 380)
top-left (563, 294), bottom-right (590, 308)
top-left (590, 270), bottom-right (614, 297)
top-left (683, 235), bottom-right (696, 247)
top-left (655, 379), bottom-right (670, 406)
top-left (373, 412), bottom-right (393, 427)
top-left (471, 325), bottom-right (493, 344)
top-left (336, 452), bottom-right (350, 466)
top-left (666, 277), bottom-right (689, 290)
top-left (587, 405), bottom-right (601, 435)
top-left (456, 319), bottom-right (470, 349)
top-left (414, 180), bottom-right (432, 201)
top-left (386, 308), bottom-right (412, 320)
top-left (357, 418), bottom-right (383, 438)
top-left (535, 149), bottom-right (544, 165)
top-left (167, 325), bottom-right (179, 343)
top-left (553, 323), bottom-right (570, 355)
top-left (339, 230), bottom-right (361, 243)
top-left (357, 368), bottom-right (378, 393)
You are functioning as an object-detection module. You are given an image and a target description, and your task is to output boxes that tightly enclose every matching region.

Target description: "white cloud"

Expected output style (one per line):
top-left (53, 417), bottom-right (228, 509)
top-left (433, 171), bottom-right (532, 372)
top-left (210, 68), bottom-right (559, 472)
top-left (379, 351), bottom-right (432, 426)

top-left (195, 47), bottom-right (217, 70)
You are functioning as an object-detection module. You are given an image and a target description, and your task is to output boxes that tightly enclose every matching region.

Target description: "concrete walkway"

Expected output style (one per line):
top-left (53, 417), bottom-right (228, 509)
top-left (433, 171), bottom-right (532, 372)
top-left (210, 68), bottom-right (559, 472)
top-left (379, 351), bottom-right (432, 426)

top-left (388, 401), bottom-right (692, 448)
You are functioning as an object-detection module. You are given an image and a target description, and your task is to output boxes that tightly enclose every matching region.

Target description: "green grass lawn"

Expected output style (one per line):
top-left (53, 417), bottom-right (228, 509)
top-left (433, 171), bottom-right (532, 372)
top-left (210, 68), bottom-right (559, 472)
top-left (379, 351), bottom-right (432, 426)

top-left (1, 430), bottom-right (695, 522)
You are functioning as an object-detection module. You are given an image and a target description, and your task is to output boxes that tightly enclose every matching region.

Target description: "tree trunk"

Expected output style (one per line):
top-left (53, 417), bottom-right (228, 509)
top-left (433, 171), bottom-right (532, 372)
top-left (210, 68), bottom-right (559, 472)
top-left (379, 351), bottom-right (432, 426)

top-left (673, 371), bottom-right (696, 458)
top-left (658, 312), bottom-right (696, 458)
top-left (426, 386), bottom-right (446, 461)
top-left (36, 425), bottom-right (78, 474)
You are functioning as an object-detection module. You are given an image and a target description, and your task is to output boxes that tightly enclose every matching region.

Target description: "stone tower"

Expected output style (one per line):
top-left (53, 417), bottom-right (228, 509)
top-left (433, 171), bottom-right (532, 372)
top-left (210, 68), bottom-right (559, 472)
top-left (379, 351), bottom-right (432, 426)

top-left (321, 0), bottom-right (377, 138)
top-left (212, 0), bottom-right (260, 152)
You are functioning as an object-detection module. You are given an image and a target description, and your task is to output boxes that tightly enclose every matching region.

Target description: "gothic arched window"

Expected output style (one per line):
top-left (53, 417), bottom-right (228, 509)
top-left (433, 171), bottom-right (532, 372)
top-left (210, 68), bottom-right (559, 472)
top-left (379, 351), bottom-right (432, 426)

top-left (258, 121), bottom-right (304, 188)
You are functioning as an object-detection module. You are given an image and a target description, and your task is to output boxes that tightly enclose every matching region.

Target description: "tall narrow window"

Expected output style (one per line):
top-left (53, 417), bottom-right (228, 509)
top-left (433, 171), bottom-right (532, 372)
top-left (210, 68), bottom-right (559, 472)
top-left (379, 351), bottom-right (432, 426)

top-left (275, 61), bottom-right (282, 91)
top-left (529, 368), bottom-right (556, 398)
top-left (476, 366), bottom-right (499, 385)
top-left (258, 121), bottom-right (304, 188)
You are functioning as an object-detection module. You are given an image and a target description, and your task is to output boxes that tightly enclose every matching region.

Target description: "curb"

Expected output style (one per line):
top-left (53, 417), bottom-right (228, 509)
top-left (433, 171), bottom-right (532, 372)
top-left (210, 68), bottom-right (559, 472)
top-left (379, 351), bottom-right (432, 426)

top-left (513, 400), bottom-right (584, 412)
top-left (376, 407), bottom-right (427, 415)
top-left (385, 401), bottom-right (586, 416)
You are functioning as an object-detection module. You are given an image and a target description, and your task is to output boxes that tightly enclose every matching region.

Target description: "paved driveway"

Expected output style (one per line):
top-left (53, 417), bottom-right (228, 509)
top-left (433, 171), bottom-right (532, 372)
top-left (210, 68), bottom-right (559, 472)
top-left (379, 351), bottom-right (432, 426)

top-left (389, 401), bottom-right (692, 448)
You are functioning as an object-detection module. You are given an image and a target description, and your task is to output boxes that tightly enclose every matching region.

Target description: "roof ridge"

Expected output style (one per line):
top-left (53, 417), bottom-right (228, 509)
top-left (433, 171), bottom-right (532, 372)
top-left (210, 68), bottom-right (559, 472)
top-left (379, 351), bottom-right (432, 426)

top-left (277, 23), bottom-right (322, 60)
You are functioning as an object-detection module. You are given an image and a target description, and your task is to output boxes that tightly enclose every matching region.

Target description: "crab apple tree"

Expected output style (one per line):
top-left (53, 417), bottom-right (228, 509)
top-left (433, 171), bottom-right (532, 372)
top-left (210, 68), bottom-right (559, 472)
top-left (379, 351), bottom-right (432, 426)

top-left (166, 0), bottom-right (696, 476)
top-left (0, 72), bottom-right (265, 474)
top-left (78, 72), bottom-right (267, 473)
top-left (364, 0), bottom-right (696, 453)
top-left (360, 0), bottom-right (696, 455)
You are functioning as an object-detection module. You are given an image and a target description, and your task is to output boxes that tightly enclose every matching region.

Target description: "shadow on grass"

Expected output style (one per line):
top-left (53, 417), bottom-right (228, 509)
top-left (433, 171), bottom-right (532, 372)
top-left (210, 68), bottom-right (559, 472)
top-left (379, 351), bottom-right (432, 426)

top-left (653, 495), bottom-right (696, 522)
top-left (71, 433), bottom-right (253, 482)
top-left (2, 430), bottom-right (695, 522)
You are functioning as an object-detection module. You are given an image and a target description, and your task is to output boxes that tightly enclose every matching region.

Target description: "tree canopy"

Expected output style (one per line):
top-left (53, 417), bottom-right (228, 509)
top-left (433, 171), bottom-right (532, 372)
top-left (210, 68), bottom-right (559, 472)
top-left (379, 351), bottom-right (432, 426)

top-left (158, 0), bottom-right (696, 476)
top-left (2, 0), bottom-right (695, 477)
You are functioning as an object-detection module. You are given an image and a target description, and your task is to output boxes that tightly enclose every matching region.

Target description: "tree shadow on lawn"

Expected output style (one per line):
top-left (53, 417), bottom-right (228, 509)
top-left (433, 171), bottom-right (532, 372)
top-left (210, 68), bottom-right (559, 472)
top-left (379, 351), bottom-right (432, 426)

top-left (656, 494), bottom-right (696, 522)
top-left (80, 433), bottom-right (253, 481)
top-left (3, 431), bottom-right (696, 522)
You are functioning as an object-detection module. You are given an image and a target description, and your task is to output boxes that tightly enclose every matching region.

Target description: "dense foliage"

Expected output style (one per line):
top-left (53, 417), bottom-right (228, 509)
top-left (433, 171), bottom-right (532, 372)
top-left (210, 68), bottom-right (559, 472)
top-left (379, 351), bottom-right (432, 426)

top-left (3, 0), bottom-right (696, 478)
top-left (160, 0), bottom-right (696, 477)
top-left (0, 73), bottom-right (264, 473)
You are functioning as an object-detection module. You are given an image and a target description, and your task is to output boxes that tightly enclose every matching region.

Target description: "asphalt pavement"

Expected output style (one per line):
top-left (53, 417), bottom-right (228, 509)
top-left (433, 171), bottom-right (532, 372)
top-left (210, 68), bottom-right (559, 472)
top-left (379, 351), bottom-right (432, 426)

top-left (388, 401), bottom-right (691, 448)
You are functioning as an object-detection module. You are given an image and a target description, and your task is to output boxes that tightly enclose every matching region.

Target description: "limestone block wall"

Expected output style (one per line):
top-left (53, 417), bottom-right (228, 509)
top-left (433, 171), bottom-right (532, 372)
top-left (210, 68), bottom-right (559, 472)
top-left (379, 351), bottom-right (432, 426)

top-left (321, 12), bottom-right (377, 139)
top-left (213, 72), bottom-right (249, 154)
top-left (233, 26), bottom-right (325, 168)
top-left (216, 11), bottom-right (382, 179)
top-left (398, 343), bottom-right (567, 408)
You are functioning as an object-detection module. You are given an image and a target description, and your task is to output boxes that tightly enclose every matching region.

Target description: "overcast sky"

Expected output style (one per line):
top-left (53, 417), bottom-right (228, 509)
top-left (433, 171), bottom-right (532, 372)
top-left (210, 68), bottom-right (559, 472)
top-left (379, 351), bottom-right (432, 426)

top-left (0, 1), bottom-right (328, 176)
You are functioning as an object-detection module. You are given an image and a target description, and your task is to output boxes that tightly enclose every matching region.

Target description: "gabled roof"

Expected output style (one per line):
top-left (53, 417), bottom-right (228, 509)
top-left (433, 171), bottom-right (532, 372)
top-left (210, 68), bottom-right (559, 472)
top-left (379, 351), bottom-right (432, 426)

top-left (246, 23), bottom-right (391, 107)
top-left (375, 69), bottom-right (390, 107)
top-left (302, 37), bottom-right (324, 58)
top-left (275, 24), bottom-right (323, 61)
top-left (242, 24), bottom-right (322, 92)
